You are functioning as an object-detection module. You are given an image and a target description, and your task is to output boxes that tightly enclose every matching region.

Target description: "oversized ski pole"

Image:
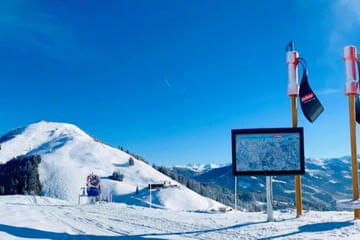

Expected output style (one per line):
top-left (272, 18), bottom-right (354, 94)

top-left (286, 42), bottom-right (302, 217)
top-left (343, 45), bottom-right (360, 219)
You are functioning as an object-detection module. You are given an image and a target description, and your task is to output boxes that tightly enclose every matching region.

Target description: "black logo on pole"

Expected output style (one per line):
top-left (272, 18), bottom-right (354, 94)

top-left (299, 70), bottom-right (324, 122)
top-left (356, 96), bottom-right (360, 124)
top-left (355, 59), bottom-right (360, 124)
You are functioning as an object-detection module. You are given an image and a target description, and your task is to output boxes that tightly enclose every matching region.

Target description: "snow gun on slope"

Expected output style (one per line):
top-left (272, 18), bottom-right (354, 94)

top-left (87, 173), bottom-right (102, 197)
top-left (78, 173), bottom-right (102, 204)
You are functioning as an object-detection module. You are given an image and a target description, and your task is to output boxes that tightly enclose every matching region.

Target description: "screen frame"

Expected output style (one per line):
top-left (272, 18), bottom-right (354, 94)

top-left (231, 127), bottom-right (305, 176)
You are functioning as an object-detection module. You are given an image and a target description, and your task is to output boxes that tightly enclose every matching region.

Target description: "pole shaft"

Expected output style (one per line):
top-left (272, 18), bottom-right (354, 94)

top-left (292, 96), bottom-right (298, 127)
top-left (234, 176), bottom-right (237, 210)
top-left (266, 176), bottom-right (274, 221)
top-left (149, 185), bottom-right (152, 208)
top-left (348, 95), bottom-right (360, 219)
top-left (291, 96), bottom-right (302, 216)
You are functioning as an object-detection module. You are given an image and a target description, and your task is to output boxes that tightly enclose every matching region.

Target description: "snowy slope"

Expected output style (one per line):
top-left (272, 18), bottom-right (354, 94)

top-left (0, 121), bottom-right (225, 211)
top-left (0, 195), bottom-right (360, 240)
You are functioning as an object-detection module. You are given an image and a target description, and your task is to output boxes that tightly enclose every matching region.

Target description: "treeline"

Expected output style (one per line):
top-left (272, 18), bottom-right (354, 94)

top-left (153, 165), bottom-right (295, 211)
top-left (152, 165), bottom-right (326, 211)
top-left (90, 135), bottom-right (148, 164)
top-left (0, 155), bottom-right (42, 195)
top-left (117, 146), bottom-right (148, 164)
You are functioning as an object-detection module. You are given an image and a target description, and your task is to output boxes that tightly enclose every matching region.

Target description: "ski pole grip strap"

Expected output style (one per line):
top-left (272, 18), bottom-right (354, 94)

top-left (287, 51), bottom-right (299, 96)
top-left (343, 46), bottom-right (358, 96)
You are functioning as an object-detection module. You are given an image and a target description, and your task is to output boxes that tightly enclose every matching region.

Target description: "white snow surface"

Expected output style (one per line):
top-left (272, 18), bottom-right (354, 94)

top-left (0, 121), bottom-right (224, 211)
top-left (0, 195), bottom-right (360, 240)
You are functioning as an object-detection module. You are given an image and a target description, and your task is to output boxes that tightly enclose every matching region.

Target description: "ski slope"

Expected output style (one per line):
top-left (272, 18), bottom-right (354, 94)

top-left (0, 195), bottom-right (360, 240)
top-left (0, 121), bottom-right (224, 211)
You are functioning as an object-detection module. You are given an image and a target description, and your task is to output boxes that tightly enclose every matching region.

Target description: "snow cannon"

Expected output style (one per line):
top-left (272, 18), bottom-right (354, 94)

top-left (343, 46), bottom-right (359, 96)
top-left (86, 174), bottom-right (101, 197)
top-left (286, 42), bottom-right (299, 96)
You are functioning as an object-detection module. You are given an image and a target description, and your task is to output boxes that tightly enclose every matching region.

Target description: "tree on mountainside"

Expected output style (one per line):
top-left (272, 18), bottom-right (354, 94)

top-left (109, 171), bottom-right (124, 181)
top-left (0, 155), bottom-right (42, 195)
top-left (129, 157), bottom-right (135, 166)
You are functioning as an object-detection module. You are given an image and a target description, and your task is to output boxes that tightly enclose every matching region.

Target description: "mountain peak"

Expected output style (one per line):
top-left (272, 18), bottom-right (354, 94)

top-left (0, 121), bottom-right (225, 211)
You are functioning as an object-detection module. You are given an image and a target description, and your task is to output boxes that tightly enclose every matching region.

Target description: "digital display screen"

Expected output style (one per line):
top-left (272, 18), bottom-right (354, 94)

top-left (231, 128), bottom-right (304, 176)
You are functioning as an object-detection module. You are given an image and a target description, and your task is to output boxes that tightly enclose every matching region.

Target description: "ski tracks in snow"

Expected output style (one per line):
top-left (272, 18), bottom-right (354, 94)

top-left (1, 196), bottom-right (360, 240)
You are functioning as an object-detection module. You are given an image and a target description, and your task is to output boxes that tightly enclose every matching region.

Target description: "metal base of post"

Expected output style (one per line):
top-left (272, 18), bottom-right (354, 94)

top-left (266, 176), bottom-right (274, 221)
top-left (234, 176), bottom-right (237, 211)
top-left (149, 185), bottom-right (152, 208)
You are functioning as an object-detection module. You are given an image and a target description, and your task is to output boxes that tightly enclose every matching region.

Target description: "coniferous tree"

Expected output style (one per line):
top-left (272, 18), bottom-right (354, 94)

top-left (109, 171), bottom-right (124, 181)
top-left (129, 157), bottom-right (135, 166)
top-left (0, 155), bottom-right (42, 195)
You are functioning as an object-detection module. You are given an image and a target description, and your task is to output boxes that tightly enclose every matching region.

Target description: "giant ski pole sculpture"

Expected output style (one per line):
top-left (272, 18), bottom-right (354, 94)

top-left (343, 45), bottom-right (360, 219)
top-left (286, 42), bottom-right (302, 217)
top-left (286, 41), bottom-right (324, 217)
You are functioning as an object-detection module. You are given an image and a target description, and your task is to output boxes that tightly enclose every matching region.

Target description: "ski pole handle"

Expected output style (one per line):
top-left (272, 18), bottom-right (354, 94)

top-left (286, 50), bottom-right (299, 96)
top-left (343, 45), bottom-right (358, 96)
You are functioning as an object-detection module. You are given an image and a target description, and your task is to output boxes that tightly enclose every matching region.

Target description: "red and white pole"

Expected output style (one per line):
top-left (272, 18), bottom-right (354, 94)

top-left (344, 46), bottom-right (358, 95)
top-left (286, 50), bottom-right (299, 97)
top-left (343, 45), bottom-right (360, 219)
top-left (286, 47), bottom-right (302, 217)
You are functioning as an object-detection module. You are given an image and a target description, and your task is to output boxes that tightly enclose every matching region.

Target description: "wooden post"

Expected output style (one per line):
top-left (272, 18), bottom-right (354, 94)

top-left (291, 96), bottom-right (302, 216)
top-left (348, 95), bottom-right (360, 219)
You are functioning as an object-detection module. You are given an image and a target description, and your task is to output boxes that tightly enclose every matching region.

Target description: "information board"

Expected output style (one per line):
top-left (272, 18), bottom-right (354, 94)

top-left (232, 128), bottom-right (304, 176)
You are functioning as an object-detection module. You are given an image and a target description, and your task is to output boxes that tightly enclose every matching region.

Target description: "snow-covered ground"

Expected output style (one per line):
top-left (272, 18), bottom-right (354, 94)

top-left (0, 195), bottom-right (360, 240)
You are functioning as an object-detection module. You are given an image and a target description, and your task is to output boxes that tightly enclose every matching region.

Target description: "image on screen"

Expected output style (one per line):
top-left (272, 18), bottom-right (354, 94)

top-left (232, 128), bottom-right (304, 175)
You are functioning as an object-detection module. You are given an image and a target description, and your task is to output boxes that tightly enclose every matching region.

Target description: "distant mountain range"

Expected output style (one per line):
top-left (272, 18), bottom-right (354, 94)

top-left (176, 157), bottom-right (358, 210)
top-left (171, 163), bottom-right (225, 178)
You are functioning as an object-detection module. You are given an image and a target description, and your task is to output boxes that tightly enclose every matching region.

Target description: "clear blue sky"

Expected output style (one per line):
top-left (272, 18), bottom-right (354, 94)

top-left (0, 0), bottom-right (360, 165)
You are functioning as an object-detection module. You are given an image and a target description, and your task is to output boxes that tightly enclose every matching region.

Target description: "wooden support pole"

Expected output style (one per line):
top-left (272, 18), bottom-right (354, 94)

top-left (291, 96), bottom-right (302, 216)
top-left (348, 95), bottom-right (360, 219)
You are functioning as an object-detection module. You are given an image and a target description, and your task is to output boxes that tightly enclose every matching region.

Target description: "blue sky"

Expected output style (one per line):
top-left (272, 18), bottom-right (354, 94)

top-left (1, 0), bottom-right (360, 165)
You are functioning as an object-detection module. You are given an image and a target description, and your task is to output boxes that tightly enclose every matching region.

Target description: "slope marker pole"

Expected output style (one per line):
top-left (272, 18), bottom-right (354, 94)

top-left (287, 42), bottom-right (303, 217)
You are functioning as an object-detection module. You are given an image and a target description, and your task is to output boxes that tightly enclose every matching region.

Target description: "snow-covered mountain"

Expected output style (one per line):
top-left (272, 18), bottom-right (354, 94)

top-left (171, 163), bottom-right (225, 178)
top-left (0, 121), bottom-right (225, 211)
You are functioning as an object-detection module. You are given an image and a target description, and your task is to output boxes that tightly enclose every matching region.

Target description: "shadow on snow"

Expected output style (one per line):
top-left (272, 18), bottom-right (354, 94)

top-left (0, 224), bottom-right (167, 240)
top-left (2, 218), bottom-right (347, 239)
top-left (0, 220), bottom-right (267, 239)
top-left (258, 221), bottom-right (353, 240)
